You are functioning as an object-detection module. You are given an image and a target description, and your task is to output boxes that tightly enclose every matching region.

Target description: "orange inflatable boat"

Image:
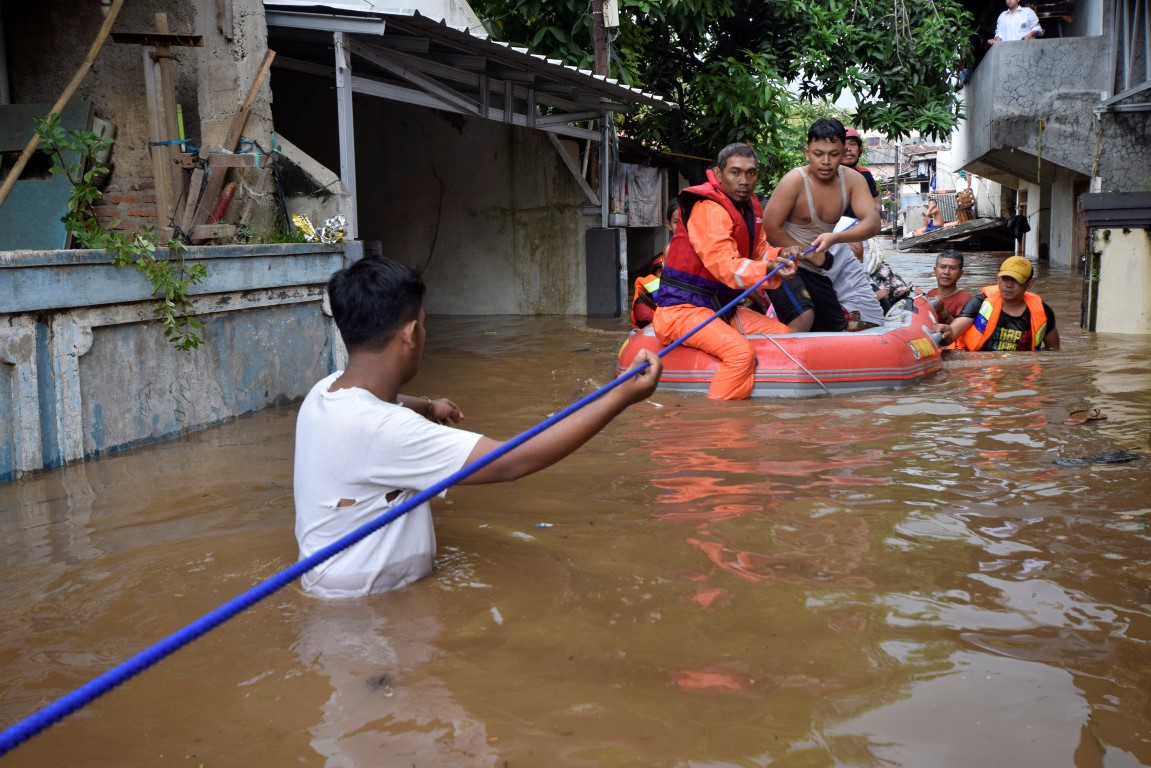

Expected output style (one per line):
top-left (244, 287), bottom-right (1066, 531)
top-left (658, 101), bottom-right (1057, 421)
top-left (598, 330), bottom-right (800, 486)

top-left (616, 294), bottom-right (945, 398)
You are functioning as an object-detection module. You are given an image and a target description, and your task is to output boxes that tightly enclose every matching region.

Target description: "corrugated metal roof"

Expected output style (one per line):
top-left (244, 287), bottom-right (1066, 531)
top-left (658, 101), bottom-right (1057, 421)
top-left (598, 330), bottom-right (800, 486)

top-left (264, 0), bottom-right (485, 35)
top-left (263, 2), bottom-right (673, 111)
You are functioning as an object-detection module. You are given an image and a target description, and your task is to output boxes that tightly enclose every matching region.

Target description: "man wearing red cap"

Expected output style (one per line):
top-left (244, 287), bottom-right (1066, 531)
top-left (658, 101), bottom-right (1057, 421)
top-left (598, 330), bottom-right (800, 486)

top-left (841, 127), bottom-right (881, 219)
top-left (937, 255), bottom-right (1061, 350)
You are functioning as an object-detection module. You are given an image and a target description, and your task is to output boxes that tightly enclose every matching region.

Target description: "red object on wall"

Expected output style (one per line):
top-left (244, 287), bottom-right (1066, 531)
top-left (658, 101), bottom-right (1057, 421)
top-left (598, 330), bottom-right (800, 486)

top-left (207, 181), bottom-right (237, 224)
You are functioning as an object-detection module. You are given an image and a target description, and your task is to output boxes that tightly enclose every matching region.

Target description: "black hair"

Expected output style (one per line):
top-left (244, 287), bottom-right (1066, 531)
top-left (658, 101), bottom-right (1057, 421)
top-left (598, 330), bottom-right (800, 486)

top-left (666, 199), bottom-right (680, 222)
top-left (936, 248), bottom-right (965, 269)
top-left (327, 257), bottom-right (425, 352)
top-left (808, 117), bottom-right (847, 145)
top-left (716, 142), bottom-right (758, 171)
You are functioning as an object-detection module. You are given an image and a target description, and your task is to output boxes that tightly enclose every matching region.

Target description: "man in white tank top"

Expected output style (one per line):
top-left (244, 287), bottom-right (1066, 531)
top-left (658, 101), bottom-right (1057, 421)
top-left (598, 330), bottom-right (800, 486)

top-left (762, 118), bottom-right (883, 332)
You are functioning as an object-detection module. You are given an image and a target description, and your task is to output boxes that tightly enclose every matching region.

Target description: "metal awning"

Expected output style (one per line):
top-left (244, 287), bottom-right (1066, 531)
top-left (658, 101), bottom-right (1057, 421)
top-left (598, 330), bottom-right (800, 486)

top-left (263, 2), bottom-right (673, 234)
top-left (265, 4), bottom-right (672, 127)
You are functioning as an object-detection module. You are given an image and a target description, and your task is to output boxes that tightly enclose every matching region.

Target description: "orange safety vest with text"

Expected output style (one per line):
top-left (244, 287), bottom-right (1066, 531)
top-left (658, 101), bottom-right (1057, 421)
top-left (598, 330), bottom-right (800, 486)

top-left (956, 285), bottom-right (1048, 351)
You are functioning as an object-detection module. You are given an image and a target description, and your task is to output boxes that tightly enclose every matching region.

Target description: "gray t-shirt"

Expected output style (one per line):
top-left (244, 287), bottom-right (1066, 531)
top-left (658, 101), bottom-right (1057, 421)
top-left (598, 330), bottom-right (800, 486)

top-left (824, 243), bottom-right (885, 325)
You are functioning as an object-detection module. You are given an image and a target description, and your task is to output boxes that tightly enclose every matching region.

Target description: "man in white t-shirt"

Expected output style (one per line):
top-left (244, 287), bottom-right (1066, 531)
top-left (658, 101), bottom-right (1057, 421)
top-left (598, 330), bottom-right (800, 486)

top-left (294, 257), bottom-right (662, 598)
top-left (989, 0), bottom-right (1043, 44)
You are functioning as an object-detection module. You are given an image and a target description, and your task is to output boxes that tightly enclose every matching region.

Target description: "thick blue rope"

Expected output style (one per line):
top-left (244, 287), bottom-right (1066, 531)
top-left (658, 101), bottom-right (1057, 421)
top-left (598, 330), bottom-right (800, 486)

top-left (0, 246), bottom-right (811, 756)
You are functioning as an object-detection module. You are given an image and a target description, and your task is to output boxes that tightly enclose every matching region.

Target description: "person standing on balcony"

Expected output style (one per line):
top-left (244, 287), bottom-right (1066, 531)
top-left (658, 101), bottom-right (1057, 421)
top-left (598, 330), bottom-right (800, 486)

top-left (988, 0), bottom-right (1044, 44)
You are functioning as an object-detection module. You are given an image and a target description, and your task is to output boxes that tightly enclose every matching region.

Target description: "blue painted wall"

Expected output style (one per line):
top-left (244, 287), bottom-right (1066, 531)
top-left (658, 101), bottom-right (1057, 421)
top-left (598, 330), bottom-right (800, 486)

top-left (1, 244), bottom-right (344, 481)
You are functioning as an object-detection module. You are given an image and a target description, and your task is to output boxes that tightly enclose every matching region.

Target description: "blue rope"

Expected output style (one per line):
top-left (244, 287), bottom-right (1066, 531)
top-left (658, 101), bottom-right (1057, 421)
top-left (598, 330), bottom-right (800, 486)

top-left (0, 244), bottom-right (815, 757)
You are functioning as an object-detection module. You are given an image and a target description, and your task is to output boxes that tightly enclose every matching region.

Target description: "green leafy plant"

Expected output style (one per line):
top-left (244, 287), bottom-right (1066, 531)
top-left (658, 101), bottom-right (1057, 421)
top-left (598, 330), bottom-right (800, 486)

top-left (35, 113), bottom-right (207, 350)
top-left (252, 219), bottom-right (309, 244)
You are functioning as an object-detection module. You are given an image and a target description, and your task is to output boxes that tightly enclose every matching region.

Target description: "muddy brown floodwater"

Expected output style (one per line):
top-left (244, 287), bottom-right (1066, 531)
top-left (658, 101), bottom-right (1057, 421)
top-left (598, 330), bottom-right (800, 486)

top-left (2, 248), bottom-right (1150, 767)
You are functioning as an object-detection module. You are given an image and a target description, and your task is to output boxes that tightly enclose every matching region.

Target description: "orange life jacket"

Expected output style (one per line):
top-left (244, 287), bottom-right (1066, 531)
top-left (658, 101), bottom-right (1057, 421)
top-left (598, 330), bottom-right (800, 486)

top-left (630, 274), bottom-right (661, 328)
top-left (956, 285), bottom-right (1048, 351)
top-left (656, 168), bottom-right (760, 318)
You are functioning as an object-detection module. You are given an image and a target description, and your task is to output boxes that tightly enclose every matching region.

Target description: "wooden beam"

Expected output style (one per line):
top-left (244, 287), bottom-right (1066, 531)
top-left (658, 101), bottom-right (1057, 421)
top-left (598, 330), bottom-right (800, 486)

top-left (180, 160), bottom-right (205, 233)
top-left (190, 49), bottom-right (276, 227)
top-left (206, 153), bottom-right (270, 168)
top-left (189, 223), bottom-right (237, 242)
top-left (150, 13), bottom-right (185, 228)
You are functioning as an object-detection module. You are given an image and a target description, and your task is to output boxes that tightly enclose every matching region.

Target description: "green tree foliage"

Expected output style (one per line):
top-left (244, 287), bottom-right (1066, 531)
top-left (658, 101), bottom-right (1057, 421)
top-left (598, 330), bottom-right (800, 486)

top-left (474, 0), bottom-right (972, 173)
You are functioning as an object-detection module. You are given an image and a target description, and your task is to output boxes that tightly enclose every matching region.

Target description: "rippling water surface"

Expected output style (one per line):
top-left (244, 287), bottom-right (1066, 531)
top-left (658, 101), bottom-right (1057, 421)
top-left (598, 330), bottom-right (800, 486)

top-left (2, 249), bottom-right (1150, 767)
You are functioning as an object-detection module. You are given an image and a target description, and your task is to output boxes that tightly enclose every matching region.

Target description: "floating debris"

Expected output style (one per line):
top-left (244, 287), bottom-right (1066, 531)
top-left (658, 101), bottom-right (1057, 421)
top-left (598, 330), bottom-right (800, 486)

top-left (1054, 450), bottom-right (1144, 466)
top-left (1063, 407), bottom-right (1107, 425)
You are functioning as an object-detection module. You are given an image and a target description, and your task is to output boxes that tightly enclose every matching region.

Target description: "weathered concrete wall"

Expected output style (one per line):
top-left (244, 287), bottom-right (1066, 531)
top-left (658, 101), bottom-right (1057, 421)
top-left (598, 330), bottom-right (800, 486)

top-left (0, 243), bottom-right (344, 482)
top-left (271, 71), bottom-right (591, 315)
top-left (960, 33), bottom-right (1151, 193)
top-left (1, 0), bottom-right (278, 235)
top-left (194, 0), bottom-right (278, 235)
top-left (3, 0), bottom-right (198, 179)
top-left (960, 36), bottom-right (1109, 181)
top-left (359, 100), bottom-right (589, 315)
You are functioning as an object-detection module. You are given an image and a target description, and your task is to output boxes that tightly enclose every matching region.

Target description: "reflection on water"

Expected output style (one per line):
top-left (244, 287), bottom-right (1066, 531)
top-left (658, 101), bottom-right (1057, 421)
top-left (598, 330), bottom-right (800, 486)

top-left (2, 250), bottom-right (1150, 766)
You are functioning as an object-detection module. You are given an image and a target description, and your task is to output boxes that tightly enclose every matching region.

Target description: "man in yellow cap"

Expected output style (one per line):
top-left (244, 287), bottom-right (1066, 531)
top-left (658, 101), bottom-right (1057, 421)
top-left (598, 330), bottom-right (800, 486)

top-left (935, 255), bottom-right (1061, 350)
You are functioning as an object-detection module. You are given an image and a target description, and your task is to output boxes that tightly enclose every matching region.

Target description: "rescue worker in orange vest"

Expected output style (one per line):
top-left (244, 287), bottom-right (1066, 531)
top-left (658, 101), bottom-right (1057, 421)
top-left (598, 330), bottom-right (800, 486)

top-left (630, 255), bottom-right (663, 328)
top-left (935, 255), bottom-right (1061, 350)
top-left (631, 201), bottom-right (681, 328)
top-left (653, 143), bottom-right (800, 400)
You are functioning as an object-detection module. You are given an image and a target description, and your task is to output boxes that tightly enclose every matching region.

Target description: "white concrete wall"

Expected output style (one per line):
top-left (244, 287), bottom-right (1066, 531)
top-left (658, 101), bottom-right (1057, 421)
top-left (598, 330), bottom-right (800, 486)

top-left (1023, 181), bottom-right (1042, 260)
top-left (1048, 169), bottom-right (1078, 268)
top-left (1095, 228), bottom-right (1151, 333)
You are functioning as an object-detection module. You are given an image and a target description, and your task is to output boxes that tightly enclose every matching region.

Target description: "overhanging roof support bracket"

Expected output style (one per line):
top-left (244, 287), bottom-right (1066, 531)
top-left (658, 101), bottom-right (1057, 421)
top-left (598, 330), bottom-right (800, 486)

top-left (546, 132), bottom-right (599, 207)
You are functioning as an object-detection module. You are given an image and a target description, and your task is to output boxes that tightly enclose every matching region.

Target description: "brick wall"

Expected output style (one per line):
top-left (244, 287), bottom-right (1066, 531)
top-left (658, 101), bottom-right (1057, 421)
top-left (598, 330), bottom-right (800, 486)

top-left (92, 181), bottom-right (157, 233)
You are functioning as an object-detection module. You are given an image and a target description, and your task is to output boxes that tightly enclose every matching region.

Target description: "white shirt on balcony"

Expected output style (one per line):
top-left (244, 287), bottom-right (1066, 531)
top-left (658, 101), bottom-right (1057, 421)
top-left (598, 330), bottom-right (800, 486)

top-left (995, 5), bottom-right (1043, 42)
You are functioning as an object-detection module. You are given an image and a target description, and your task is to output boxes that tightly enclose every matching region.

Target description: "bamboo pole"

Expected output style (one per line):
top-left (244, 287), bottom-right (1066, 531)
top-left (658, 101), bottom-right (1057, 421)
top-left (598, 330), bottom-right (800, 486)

top-left (0, 0), bottom-right (125, 210)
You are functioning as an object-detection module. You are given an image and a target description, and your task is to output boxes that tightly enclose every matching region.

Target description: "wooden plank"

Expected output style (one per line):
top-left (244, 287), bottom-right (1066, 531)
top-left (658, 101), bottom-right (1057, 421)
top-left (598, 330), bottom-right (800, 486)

top-left (190, 49), bottom-right (276, 227)
top-left (217, 0), bottom-right (235, 41)
top-left (154, 14), bottom-right (185, 227)
top-left (141, 40), bottom-right (174, 231)
top-left (206, 153), bottom-right (269, 168)
top-left (180, 158), bottom-right (205, 234)
top-left (189, 223), bottom-right (237, 242)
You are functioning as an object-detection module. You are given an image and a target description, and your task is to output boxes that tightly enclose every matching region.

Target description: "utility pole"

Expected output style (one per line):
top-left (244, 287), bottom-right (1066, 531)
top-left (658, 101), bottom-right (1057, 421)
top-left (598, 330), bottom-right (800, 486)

top-left (591, 0), bottom-right (607, 75)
